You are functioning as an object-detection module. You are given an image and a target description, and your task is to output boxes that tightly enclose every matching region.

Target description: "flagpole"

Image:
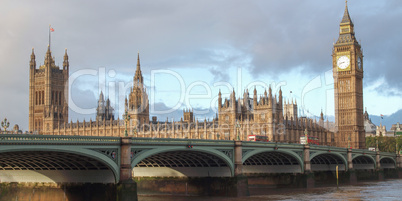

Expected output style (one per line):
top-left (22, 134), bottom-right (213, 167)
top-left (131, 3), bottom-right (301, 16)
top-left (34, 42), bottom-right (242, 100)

top-left (380, 114), bottom-right (382, 126)
top-left (49, 24), bottom-right (51, 50)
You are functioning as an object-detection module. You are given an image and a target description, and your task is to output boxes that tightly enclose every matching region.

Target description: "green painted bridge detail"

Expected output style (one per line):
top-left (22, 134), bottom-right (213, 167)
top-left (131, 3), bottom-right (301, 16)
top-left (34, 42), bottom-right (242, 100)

top-left (0, 134), bottom-right (399, 183)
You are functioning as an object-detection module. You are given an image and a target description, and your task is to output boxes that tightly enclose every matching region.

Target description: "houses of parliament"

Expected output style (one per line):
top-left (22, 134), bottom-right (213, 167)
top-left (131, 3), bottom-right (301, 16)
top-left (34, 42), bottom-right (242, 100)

top-left (28, 3), bottom-right (365, 149)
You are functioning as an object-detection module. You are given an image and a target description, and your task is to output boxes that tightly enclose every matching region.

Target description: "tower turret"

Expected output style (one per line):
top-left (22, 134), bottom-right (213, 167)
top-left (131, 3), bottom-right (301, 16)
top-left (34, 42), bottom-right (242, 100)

top-left (30, 48), bottom-right (36, 69)
top-left (128, 53), bottom-right (149, 128)
top-left (253, 87), bottom-right (257, 106)
top-left (63, 49), bottom-right (69, 70)
top-left (44, 45), bottom-right (54, 68)
top-left (218, 90), bottom-right (222, 110)
top-left (29, 45), bottom-right (69, 134)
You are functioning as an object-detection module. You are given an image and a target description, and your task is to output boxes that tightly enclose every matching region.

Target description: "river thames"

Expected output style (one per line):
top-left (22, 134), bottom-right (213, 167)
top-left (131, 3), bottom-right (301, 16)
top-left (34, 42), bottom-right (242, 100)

top-left (138, 179), bottom-right (402, 201)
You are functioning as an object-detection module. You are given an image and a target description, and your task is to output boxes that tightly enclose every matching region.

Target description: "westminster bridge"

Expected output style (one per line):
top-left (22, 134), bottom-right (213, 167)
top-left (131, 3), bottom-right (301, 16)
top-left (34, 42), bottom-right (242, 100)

top-left (0, 134), bottom-right (401, 200)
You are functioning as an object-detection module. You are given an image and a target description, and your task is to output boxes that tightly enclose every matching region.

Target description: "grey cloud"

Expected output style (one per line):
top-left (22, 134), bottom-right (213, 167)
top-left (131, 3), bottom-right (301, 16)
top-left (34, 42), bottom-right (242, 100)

top-left (1, 0), bottom-right (402, 131)
top-left (208, 67), bottom-right (230, 83)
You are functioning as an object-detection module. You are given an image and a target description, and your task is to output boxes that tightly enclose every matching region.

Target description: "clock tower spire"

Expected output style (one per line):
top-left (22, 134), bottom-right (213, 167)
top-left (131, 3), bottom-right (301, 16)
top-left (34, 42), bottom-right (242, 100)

top-left (333, 1), bottom-right (365, 149)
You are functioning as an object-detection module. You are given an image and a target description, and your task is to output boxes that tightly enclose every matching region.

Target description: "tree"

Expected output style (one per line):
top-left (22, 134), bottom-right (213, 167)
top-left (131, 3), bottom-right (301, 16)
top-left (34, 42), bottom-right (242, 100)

top-left (365, 136), bottom-right (400, 153)
top-left (365, 136), bottom-right (376, 148)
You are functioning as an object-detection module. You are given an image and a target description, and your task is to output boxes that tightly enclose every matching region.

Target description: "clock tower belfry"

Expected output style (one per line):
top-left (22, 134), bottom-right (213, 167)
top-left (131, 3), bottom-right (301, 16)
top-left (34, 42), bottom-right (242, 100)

top-left (333, 1), bottom-right (365, 149)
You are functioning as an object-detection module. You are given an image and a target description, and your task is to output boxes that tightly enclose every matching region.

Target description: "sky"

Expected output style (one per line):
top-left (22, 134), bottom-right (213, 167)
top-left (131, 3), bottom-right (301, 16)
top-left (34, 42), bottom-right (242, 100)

top-left (1, 0), bottom-right (402, 131)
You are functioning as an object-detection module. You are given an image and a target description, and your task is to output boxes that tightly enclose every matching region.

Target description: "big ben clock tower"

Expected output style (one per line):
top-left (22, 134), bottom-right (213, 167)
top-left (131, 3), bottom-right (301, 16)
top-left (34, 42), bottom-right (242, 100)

top-left (333, 1), bottom-right (365, 149)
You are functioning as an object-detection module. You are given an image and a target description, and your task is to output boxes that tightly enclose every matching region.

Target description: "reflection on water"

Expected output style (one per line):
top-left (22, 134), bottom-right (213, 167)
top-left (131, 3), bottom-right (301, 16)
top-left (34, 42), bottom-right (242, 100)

top-left (138, 179), bottom-right (402, 201)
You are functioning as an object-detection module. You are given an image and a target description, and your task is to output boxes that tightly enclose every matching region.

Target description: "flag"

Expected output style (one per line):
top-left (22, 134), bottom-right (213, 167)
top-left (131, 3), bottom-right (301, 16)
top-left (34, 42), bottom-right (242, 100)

top-left (50, 27), bottom-right (54, 32)
top-left (380, 114), bottom-right (384, 119)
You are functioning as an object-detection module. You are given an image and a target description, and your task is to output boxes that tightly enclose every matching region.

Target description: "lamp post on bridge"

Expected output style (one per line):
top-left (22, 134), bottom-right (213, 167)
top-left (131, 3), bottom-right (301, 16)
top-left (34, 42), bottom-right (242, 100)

top-left (123, 110), bottom-right (130, 137)
top-left (348, 134), bottom-right (351, 149)
top-left (236, 121), bottom-right (241, 141)
top-left (304, 128), bottom-right (309, 145)
top-left (1, 118), bottom-right (10, 134)
top-left (375, 136), bottom-right (379, 152)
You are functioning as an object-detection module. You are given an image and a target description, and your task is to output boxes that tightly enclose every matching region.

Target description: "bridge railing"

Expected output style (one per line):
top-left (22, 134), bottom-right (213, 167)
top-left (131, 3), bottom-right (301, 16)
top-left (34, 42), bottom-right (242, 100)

top-left (242, 141), bottom-right (305, 149)
top-left (352, 149), bottom-right (376, 155)
top-left (0, 134), bottom-right (121, 144)
top-left (131, 137), bottom-right (235, 146)
top-left (241, 141), bottom-right (347, 150)
top-left (379, 151), bottom-right (397, 157)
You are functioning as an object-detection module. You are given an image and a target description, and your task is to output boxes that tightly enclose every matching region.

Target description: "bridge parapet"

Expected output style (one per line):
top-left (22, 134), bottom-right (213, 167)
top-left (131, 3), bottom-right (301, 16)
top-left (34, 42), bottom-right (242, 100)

top-left (309, 145), bottom-right (347, 152)
top-left (131, 137), bottom-right (235, 146)
top-left (379, 151), bottom-right (397, 158)
top-left (0, 134), bottom-right (121, 145)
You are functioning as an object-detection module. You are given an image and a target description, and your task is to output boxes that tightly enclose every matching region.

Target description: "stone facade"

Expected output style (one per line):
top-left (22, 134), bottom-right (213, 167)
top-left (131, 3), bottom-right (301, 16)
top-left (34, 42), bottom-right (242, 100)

top-left (29, 46), bottom-right (69, 133)
top-left (28, 50), bottom-right (332, 145)
top-left (96, 91), bottom-right (115, 122)
top-left (332, 3), bottom-right (366, 149)
top-left (28, 5), bottom-right (376, 148)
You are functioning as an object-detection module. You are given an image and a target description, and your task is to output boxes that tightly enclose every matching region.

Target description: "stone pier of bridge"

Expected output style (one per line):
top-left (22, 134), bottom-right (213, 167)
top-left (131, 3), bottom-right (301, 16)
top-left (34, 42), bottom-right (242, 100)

top-left (118, 137), bottom-right (138, 201)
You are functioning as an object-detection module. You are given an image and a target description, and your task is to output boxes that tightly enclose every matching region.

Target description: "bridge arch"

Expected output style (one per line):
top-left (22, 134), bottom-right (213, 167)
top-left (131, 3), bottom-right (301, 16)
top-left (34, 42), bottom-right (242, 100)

top-left (380, 156), bottom-right (396, 169)
top-left (131, 147), bottom-right (234, 177)
top-left (0, 146), bottom-right (120, 183)
top-left (310, 152), bottom-right (347, 171)
top-left (242, 149), bottom-right (304, 173)
top-left (352, 154), bottom-right (376, 170)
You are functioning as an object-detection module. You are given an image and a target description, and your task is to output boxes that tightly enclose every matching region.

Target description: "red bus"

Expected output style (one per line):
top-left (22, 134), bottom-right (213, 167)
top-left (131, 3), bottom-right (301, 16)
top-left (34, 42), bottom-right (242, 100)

top-left (300, 136), bottom-right (319, 145)
top-left (248, 135), bottom-right (269, 142)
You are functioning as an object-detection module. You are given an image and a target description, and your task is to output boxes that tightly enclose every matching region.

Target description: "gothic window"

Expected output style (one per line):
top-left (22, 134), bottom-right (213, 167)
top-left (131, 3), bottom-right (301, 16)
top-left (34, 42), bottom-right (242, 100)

top-left (224, 131), bottom-right (230, 140)
top-left (225, 115), bottom-right (229, 122)
top-left (261, 113), bottom-right (265, 121)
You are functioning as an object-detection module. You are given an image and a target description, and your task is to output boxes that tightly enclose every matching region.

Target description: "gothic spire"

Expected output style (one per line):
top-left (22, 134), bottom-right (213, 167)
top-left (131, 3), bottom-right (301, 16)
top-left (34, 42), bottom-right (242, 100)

top-left (64, 48), bottom-right (68, 59)
top-left (268, 85), bottom-right (272, 99)
top-left (341, 1), bottom-right (353, 25)
top-left (320, 109), bottom-right (324, 120)
top-left (134, 52), bottom-right (144, 85)
top-left (136, 52), bottom-right (141, 71)
top-left (335, 1), bottom-right (358, 46)
top-left (99, 91), bottom-right (104, 101)
top-left (30, 48), bottom-right (36, 69)
top-left (44, 45), bottom-right (53, 67)
top-left (63, 48), bottom-right (69, 70)
top-left (31, 48), bottom-right (35, 60)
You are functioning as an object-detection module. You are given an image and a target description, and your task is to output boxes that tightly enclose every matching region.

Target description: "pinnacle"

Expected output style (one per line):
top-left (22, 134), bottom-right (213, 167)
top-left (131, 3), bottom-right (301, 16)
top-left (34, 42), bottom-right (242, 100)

top-left (136, 52), bottom-right (141, 71)
top-left (341, 1), bottom-right (353, 25)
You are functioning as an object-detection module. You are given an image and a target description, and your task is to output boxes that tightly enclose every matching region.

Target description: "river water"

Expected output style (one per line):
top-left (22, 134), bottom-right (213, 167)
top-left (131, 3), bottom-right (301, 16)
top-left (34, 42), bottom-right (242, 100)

top-left (138, 179), bottom-right (402, 201)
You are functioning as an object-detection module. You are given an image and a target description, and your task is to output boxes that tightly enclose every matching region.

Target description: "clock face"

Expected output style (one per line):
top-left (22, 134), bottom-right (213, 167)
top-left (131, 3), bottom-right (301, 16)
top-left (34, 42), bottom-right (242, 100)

top-left (357, 57), bottom-right (362, 69)
top-left (337, 55), bottom-right (350, 70)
